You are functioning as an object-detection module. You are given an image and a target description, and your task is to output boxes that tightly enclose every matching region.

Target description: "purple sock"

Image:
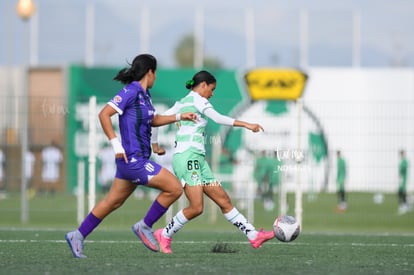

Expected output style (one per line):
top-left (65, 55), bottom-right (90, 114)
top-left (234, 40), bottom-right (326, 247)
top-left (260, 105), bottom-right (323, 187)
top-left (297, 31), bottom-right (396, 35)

top-left (143, 200), bottom-right (168, 228)
top-left (78, 212), bottom-right (102, 238)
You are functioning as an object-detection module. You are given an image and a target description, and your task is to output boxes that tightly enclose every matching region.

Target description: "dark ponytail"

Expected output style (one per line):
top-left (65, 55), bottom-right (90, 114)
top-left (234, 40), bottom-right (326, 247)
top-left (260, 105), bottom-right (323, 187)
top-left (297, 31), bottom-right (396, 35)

top-left (185, 70), bottom-right (216, 90)
top-left (114, 54), bottom-right (157, 84)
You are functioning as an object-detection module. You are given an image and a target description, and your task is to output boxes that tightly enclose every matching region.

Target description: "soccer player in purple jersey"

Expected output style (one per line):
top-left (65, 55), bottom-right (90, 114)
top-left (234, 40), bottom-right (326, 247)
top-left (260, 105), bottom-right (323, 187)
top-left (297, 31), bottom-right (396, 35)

top-left (65, 54), bottom-right (197, 258)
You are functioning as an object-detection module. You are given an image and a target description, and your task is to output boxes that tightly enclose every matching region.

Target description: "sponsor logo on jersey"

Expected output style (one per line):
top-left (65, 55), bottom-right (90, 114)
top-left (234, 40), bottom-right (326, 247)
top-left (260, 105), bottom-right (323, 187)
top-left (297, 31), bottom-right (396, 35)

top-left (113, 95), bottom-right (122, 104)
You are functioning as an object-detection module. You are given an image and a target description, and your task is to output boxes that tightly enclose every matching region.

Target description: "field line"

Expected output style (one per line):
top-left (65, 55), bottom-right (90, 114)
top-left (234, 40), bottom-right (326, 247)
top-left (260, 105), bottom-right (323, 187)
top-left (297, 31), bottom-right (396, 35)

top-left (1, 239), bottom-right (413, 247)
top-left (1, 227), bottom-right (414, 237)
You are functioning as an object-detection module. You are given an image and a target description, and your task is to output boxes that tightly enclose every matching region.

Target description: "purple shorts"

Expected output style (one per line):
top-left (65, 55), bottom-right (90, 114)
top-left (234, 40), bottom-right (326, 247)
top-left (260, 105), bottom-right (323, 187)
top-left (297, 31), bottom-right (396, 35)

top-left (115, 158), bottom-right (162, 185)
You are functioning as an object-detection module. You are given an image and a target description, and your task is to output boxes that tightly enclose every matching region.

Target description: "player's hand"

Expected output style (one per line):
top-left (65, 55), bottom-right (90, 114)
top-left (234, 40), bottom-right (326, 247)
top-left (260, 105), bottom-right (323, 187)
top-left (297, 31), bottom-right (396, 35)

top-left (247, 123), bottom-right (264, 133)
top-left (180, 112), bottom-right (198, 122)
top-left (111, 137), bottom-right (128, 163)
top-left (153, 147), bottom-right (166, 156)
top-left (115, 153), bottom-right (129, 163)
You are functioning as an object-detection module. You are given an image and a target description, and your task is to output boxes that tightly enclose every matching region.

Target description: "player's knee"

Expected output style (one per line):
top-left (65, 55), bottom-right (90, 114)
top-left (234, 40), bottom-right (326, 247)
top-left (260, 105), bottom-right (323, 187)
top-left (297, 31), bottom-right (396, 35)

top-left (190, 205), bottom-right (204, 217)
top-left (103, 195), bottom-right (126, 210)
top-left (219, 202), bottom-right (234, 214)
top-left (109, 200), bottom-right (124, 211)
top-left (170, 185), bottom-right (183, 198)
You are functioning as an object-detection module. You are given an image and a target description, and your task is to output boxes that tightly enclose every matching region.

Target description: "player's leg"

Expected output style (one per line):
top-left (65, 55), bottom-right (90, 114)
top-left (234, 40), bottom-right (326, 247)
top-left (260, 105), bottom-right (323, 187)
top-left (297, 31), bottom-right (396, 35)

top-left (341, 188), bottom-right (347, 208)
top-left (146, 167), bottom-right (183, 207)
top-left (66, 177), bottom-right (135, 258)
top-left (398, 186), bottom-right (409, 214)
top-left (200, 162), bottom-right (253, 231)
top-left (154, 152), bottom-right (205, 253)
top-left (154, 184), bottom-right (204, 253)
top-left (398, 187), bottom-right (405, 204)
top-left (403, 189), bottom-right (407, 204)
top-left (92, 177), bottom-right (136, 219)
top-left (202, 155), bottom-right (275, 249)
top-left (133, 166), bottom-right (183, 252)
top-left (203, 183), bottom-right (274, 248)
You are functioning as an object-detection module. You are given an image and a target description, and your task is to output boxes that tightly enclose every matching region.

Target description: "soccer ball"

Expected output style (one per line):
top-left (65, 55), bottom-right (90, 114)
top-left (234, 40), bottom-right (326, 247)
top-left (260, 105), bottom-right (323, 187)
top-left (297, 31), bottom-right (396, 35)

top-left (273, 215), bottom-right (300, 242)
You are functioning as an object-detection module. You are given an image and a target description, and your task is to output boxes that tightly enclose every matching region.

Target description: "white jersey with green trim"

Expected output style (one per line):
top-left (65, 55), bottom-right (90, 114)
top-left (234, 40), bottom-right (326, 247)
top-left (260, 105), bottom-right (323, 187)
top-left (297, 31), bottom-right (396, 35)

top-left (172, 91), bottom-right (212, 155)
top-left (157, 91), bottom-right (235, 155)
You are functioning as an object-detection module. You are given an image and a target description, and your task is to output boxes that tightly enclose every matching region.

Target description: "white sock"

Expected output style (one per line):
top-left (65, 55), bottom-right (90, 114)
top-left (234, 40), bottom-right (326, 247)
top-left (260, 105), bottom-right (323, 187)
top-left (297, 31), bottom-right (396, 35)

top-left (224, 207), bottom-right (257, 240)
top-left (162, 209), bottom-right (188, 238)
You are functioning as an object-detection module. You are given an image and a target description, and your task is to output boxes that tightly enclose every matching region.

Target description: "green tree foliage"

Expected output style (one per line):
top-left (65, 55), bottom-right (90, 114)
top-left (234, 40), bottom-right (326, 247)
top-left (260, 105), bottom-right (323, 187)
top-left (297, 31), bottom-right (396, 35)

top-left (174, 34), bottom-right (222, 69)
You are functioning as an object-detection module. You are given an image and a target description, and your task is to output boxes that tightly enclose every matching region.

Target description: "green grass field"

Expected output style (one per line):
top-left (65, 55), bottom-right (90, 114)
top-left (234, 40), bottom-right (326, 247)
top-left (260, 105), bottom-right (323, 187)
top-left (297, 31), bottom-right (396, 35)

top-left (0, 192), bottom-right (413, 274)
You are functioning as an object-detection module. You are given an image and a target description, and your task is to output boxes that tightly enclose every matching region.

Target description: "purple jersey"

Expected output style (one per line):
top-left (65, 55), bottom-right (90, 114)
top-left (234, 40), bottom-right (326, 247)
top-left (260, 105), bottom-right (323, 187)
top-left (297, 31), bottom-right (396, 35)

top-left (108, 81), bottom-right (155, 161)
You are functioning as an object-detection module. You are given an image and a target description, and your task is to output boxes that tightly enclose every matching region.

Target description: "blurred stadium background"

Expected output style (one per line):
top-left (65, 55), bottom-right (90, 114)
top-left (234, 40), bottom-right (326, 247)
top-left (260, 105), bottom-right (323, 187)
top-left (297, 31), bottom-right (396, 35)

top-left (0, 0), bottom-right (413, 230)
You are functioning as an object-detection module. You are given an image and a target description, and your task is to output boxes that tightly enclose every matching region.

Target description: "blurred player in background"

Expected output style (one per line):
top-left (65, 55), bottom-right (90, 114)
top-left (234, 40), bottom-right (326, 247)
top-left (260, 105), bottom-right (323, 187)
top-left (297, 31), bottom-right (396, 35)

top-left (65, 54), bottom-right (197, 258)
top-left (25, 150), bottom-right (36, 199)
top-left (254, 150), bottom-right (281, 211)
top-left (41, 141), bottom-right (62, 195)
top-left (398, 149), bottom-right (409, 214)
top-left (152, 70), bottom-right (275, 254)
top-left (97, 145), bottom-right (116, 193)
top-left (336, 150), bottom-right (347, 212)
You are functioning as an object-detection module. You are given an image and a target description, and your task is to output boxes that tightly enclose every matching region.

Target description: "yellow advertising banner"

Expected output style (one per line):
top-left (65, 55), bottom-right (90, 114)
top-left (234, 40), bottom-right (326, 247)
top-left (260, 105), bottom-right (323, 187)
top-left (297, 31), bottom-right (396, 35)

top-left (244, 68), bottom-right (307, 100)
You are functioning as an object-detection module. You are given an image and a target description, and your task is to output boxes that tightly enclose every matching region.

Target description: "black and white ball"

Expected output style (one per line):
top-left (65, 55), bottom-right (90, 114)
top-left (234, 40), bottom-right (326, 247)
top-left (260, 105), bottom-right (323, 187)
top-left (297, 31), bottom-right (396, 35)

top-left (273, 215), bottom-right (300, 242)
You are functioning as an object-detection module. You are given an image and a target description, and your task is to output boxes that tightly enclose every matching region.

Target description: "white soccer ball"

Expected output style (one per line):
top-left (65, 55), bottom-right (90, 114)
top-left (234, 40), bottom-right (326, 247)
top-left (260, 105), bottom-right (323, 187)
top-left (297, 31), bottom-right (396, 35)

top-left (273, 215), bottom-right (300, 242)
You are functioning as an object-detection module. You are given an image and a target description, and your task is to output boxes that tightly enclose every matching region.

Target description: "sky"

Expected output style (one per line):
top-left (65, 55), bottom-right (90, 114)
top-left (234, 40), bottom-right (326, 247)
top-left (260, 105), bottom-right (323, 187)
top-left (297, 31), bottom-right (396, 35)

top-left (1, 0), bottom-right (414, 68)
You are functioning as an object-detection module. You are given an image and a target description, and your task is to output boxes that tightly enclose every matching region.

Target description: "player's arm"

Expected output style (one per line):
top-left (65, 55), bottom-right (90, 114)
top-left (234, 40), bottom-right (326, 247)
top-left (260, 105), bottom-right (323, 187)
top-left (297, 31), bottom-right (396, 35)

top-left (153, 102), bottom-right (182, 127)
top-left (152, 112), bottom-right (197, 127)
top-left (203, 108), bottom-right (264, 132)
top-left (151, 102), bottom-right (187, 155)
top-left (98, 104), bottom-right (118, 139)
top-left (152, 102), bottom-right (198, 126)
top-left (151, 113), bottom-right (180, 126)
top-left (233, 119), bottom-right (264, 133)
top-left (150, 103), bottom-right (180, 155)
top-left (98, 104), bottom-right (128, 163)
top-left (150, 127), bottom-right (165, 155)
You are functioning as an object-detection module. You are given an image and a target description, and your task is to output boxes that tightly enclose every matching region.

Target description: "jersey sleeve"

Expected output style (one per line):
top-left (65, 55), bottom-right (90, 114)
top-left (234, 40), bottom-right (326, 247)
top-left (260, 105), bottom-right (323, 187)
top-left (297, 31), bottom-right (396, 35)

top-left (193, 94), bottom-right (213, 114)
top-left (107, 87), bottom-right (136, 115)
top-left (193, 94), bottom-right (234, 125)
top-left (151, 127), bottom-right (159, 144)
top-left (204, 108), bottom-right (235, 126)
top-left (162, 102), bottom-right (180, 115)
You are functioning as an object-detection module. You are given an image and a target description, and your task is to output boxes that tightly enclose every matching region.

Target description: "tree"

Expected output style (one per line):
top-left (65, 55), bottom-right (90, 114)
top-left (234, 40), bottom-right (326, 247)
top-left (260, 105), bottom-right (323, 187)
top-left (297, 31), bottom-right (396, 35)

top-left (174, 33), bottom-right (222, 69)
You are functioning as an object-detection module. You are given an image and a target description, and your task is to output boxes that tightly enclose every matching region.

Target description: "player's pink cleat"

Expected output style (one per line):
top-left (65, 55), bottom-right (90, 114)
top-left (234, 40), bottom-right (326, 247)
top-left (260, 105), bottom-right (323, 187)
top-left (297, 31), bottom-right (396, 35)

top-left (154, 229), bottom-right (173, 254)
top-left (249, 228), bottom-right (275, 249)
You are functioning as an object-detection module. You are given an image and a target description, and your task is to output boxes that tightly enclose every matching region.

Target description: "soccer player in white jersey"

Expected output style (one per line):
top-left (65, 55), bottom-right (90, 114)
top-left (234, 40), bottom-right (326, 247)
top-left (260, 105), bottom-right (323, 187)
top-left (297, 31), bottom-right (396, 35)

top-left (97, 145), bottom-right (117, 193)
top-left (41, 141), bottom-right (62, 193)
top-left (153, 70), bottom-right (275, 253)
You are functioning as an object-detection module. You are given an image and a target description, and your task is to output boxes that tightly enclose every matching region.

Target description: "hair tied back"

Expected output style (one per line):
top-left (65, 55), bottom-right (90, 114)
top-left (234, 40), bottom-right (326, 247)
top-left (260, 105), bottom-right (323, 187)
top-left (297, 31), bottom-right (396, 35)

top-left (186, 79), bottom-right (195, 87)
